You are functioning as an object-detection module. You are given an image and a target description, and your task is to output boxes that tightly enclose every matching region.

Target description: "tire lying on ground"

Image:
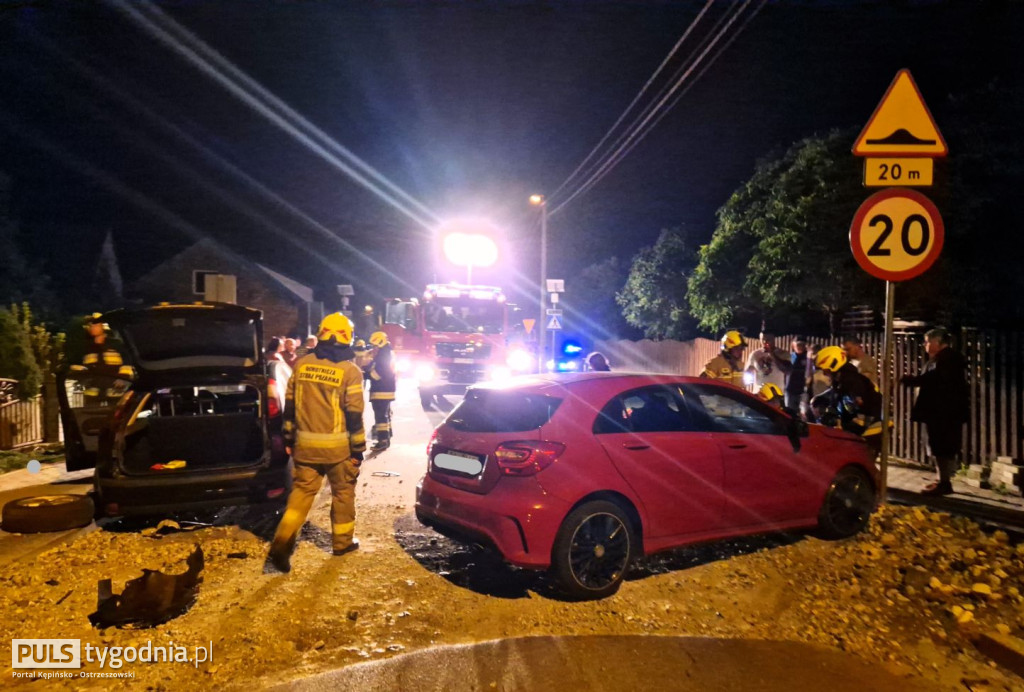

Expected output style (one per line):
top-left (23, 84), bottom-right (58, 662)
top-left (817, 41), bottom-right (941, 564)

top-left (1, 494), bottom-right (96, 533)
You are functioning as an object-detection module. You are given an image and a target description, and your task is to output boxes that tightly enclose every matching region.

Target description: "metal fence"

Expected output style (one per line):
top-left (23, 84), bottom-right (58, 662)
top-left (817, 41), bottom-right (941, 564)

top-left (595, 329), bottom-right (1024, 466)
top-left (0, 395), bottom-right (44, 450)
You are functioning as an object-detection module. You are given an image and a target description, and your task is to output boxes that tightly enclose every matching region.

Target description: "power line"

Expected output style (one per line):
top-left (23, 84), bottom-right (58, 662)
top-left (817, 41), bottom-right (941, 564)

top-left (549, 0), bottom-right (765, 217)
top-left (547, 0), bottom-right (716, 202)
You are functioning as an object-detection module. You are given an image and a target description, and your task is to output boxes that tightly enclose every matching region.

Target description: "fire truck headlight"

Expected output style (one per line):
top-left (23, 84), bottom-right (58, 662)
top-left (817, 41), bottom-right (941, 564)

top-left (489, 366), bottom-right (512, 382)
top-left (506, 349), bottom-right (533, 372)
top-left (415, 364), bottom-right (436, 383)
top-left (395, 356), bottom-right (411, 374)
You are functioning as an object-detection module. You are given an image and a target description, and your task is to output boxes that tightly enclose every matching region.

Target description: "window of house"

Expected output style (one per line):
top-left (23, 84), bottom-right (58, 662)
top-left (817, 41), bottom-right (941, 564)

top-left (193, 270), bottom-right (217, 295)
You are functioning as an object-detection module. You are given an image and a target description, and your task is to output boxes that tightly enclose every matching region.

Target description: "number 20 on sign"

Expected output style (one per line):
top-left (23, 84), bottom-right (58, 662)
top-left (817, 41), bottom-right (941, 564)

top-left (849, 188), bottom-right (944, 282)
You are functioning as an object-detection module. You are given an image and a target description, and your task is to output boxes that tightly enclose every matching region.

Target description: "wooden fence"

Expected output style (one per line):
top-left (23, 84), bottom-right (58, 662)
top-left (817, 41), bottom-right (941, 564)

top-left (595, 329), bottom-right (1024, 467)
top-left (0, 395), bottom-right (44, 450)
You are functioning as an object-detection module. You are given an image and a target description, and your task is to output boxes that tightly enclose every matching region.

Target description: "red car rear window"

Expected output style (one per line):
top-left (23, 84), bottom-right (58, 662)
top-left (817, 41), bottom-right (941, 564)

top-left (447, 389), bottom-right (562, 432)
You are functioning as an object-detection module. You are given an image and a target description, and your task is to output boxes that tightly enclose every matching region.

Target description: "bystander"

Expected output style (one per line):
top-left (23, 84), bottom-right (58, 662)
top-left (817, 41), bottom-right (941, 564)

top-left (900, 327), bottom-right (969, 496)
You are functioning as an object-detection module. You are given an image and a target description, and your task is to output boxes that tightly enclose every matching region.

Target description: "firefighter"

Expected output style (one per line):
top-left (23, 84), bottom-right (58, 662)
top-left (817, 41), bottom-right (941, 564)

top-left (701, 330), bottom-right (747, 387)
top-left (757, 382), bottom-right (784, 409)
top-left (811, 345), bottom-right (882, 435)
top-left (367, 331), bottom-right (396, 452)
top-left (267, 312), bottom-right (366, 573)
top-left (70, 313), bottom-right (131, 405)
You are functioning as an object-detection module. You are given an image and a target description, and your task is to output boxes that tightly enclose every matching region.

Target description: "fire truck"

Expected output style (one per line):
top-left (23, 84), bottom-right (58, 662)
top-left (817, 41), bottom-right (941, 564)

top-left (381, 283), bottom-right (533, 408)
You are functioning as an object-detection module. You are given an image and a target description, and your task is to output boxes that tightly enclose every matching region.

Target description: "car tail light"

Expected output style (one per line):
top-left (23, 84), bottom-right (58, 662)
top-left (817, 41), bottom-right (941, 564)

top-left (493, 441), bottom-right (565, 476)
top-left (426, 428), bottom-right (438, 458)
top-left (266, 488), bottom-right (286, 499)
top-left (267, 378), bottom-right (280, 418)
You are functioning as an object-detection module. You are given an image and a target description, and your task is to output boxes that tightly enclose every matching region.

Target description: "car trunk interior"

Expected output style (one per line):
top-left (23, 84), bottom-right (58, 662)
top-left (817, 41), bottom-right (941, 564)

top-left (119, 384), bottom-right (265, 475)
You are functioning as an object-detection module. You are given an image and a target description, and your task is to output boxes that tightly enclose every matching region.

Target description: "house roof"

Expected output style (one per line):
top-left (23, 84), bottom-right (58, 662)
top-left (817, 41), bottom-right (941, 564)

top-left (131, 238), bottom-right (314, 304)
top-left (256, 263), bottom-right (313, 303)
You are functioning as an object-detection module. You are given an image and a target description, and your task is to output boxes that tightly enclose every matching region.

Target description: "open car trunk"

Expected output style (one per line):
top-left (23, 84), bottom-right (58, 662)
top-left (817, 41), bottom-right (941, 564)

top-left (119, 384), bottom-right (266, 475)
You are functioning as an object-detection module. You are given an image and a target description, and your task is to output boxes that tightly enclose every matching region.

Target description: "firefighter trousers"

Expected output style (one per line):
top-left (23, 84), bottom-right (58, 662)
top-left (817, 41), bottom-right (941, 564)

top-left (271, 458), bottom-right (360, 554)
top-left (371, 399), bottom-right (392, 443)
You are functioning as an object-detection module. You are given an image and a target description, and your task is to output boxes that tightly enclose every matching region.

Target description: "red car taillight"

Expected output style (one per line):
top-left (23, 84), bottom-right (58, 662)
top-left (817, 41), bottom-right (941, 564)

top-left (267, 378), bottom-right (280, 418)
top-left (494, 441), bottom-right (565, 476)
top-left (426, 428), bottom-right (438, 458)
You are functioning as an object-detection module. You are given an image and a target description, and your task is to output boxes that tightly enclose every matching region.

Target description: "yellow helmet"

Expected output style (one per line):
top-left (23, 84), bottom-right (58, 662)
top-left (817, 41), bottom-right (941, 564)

top-left (317, 312), bottom-right (354, 345)
top-left (758, 383), bottom-right (783, 403)
top-left (369, 331), bottom-right (389, 348)
top-left (815, 345), bottom-right (848, 372)
top-left (352, 338), bottom-right (368, 353)
top-left (721, 330), bottom-right (745, 350)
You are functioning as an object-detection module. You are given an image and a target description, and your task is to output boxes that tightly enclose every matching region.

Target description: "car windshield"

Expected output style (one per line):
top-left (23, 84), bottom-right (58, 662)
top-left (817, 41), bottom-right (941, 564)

top-left (447, 389), bottom-right (562, 432)
top-left (423, 299), bottom-right (504, 334)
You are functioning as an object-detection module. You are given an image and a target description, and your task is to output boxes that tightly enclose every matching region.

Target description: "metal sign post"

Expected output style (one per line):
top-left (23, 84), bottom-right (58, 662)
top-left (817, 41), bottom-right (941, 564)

top-left (879, 281), bottom-right (896, 503)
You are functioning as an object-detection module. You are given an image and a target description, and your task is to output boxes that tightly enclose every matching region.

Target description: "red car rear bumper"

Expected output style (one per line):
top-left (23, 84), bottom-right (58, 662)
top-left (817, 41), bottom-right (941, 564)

top-left (415, 474), bottom-right (571, 569)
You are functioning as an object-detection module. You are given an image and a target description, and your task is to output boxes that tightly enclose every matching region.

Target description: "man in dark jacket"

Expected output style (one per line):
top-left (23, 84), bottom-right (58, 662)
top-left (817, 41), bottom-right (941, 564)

top-left (901, 327), bottom-right (969, 496)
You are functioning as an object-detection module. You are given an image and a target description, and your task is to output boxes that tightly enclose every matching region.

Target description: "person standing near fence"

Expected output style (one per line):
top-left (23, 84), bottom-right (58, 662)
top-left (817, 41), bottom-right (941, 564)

top-left (842, 335), bottom-right (878, 388)
top-left (900, 327), bottom-right (969, 496)
top-left (701, 331), bottom-right (747, 387)
top-left (785, 336), bottom-right (810, 414)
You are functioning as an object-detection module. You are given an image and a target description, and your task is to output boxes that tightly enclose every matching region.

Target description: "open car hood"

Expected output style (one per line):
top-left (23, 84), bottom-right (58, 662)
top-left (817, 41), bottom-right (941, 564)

top-left (104, 303), bottom-right (263, 378)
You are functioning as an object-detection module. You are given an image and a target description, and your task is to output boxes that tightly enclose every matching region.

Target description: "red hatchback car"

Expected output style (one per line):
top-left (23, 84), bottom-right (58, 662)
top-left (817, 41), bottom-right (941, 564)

top-left (416, 372), bottom-right (878, 599)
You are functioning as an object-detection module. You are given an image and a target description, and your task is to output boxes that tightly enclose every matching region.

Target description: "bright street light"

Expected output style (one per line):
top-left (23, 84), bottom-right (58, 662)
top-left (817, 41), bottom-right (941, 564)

top-left (438, 220), bottom-right (499, 283)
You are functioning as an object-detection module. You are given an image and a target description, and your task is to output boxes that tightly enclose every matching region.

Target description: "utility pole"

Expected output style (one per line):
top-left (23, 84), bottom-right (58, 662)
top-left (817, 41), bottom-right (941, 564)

top-left (530, 194), bottom-right (547, 373)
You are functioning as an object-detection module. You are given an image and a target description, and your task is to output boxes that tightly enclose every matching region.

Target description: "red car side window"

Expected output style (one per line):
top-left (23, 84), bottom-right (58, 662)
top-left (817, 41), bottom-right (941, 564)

top-left (593, 385), bottom-right (694, 434)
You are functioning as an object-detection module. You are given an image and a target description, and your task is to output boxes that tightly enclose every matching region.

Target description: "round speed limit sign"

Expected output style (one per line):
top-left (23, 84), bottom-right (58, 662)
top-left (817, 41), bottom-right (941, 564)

top-left (849, 188), bottom-right (944, 282)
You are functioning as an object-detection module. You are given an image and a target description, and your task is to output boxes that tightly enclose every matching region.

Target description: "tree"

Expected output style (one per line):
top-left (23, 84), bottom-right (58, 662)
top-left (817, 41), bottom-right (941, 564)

top-left (561, 257), bottom-right (638, 342)
top-left (0, 306), bottom-right (42, 399)
top-left (689, 130), bottom-right (879, 335)
top-left (617, 227), bottom-right (700, 340)
top-left (10, 302), bottom-right (66, 381)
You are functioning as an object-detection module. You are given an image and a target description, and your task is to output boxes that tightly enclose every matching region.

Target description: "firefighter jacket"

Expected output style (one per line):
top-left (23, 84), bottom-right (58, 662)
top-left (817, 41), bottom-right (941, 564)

top-left (369, 344), bottom-right (396, 401)
top-left (283, 344), bottom-right (366, 464)
top-left (71, 339), bottom-right (124, 378)
top-left (700, 350), bottom-right (745, 388)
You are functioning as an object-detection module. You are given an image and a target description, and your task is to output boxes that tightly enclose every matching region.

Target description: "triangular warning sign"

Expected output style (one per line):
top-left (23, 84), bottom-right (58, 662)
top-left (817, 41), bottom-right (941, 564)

top-left (522, 318), bottom-right (535, 334)
top-left (546, 315), bottom-right (562, 330)
top-left (853, 69), bottom-right (947, 157)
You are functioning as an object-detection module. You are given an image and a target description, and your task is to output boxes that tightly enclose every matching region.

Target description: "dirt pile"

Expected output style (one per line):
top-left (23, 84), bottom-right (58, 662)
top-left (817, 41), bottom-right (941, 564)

top-left (2, 504), bottom-right (1022, 691)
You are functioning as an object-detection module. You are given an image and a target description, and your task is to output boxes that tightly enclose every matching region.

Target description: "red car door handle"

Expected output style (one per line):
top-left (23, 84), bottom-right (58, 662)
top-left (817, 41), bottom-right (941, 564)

top-left (727, 443), bottom-right (748, 449)
top-left (622, 443), bottom-right (650, 450)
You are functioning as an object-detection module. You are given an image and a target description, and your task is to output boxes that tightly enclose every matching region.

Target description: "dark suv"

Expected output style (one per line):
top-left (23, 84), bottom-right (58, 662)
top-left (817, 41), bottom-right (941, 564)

top-left (58, 303), bottom-right (290, 517)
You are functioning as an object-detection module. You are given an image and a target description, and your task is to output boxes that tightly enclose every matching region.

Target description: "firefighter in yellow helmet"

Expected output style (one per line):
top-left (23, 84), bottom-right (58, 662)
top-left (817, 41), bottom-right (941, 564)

top-left (811, 345), bottom-right (882, 437)
top-left (367, 331), bottom-right (396, 451)
top-left (268, 312), bottom-right (366, 572)
top-left (69, 313), bottom-right (130, 405)
top-left (757, 382), bottom-right (784, 409)
top-left (700, 330), bottom-right (747, 387)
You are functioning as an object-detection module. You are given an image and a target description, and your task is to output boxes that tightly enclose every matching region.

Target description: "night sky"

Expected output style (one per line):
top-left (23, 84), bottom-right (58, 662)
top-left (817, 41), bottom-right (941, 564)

top-left (1, 0), bottom-right (1021, 311)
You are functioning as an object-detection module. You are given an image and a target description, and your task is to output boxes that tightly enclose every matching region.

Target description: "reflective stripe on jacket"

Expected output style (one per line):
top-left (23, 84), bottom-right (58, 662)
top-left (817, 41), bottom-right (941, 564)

top-left (284, 353), bottom-right (366, 463)
top-left (700, 352), bottom-right (745, 388)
